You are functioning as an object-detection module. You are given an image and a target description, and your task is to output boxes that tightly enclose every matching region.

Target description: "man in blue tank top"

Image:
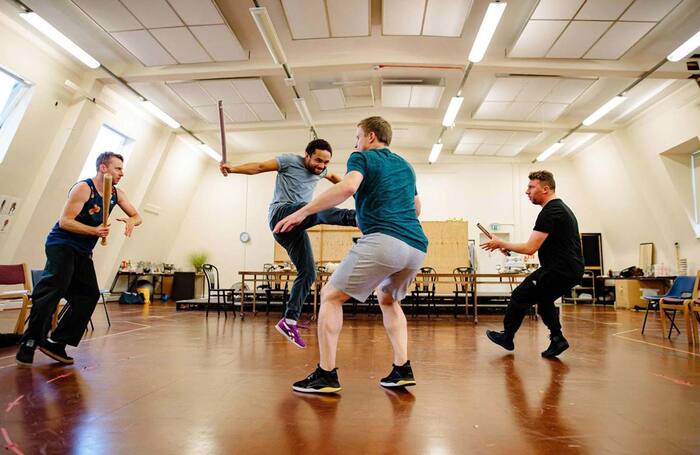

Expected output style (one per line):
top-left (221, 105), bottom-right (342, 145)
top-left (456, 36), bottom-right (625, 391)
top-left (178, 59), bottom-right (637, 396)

top-left (220, 139), bottom-right (356, 349)
top-left (16, 152), bottom-right (142, 366)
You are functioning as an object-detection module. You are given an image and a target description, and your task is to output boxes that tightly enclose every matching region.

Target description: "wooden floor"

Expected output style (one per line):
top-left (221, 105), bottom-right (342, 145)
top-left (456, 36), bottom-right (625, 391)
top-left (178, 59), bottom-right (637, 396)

top-left (0, 303), bottom-right (698, 454)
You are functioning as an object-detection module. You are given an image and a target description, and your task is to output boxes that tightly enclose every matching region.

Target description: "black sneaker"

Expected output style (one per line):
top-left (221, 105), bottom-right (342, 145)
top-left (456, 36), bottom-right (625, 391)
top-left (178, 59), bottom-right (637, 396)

top-left (39, 340), bottom-right (74, 365)
top-left (380, 360), bottom-right (416, 388)
top-left (486, 330), bottom-right (515, 351)
top-left (541, 334), bottom-right (569, 358)
top-left (15, 342), bottom-right (36, 366)
top-left (292, 365), bottom-right (341, 394)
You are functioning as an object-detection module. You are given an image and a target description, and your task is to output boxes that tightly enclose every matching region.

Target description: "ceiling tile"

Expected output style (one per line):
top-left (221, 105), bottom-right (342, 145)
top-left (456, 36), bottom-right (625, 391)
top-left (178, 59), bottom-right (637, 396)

top-left (383, 0), bottom-right (425, 35)
top-left (575, 0), bottom-right (634, 20)
top-left (531, 0), bottom-right (585, 20)
top-left (475, 144), bottom-right (501, 156)
top-left (509, 20), bottom-right (568, 58)
top-left (497, 144), bottom-right (524, 157)
top-left (199, 80), bottom-right (244, 104)
top-left (282, 0), bottom-right (330, 39)
top-left (409, 85), bottom-right (444, 108)
top-left (249, 104), bottom-right (285, 121)
top-left (327, 0), bottom-right (370, 37)
top-left (312, 88), bottom-right (346, 111)
top-left (473, 101), bottom-right (509, 119)
top-left (423, 0), bottom-right (472, 37)
top-left (382, 85), bottom-right (412, 107)
top-left (150, 27), bottom-right (211, 64)
top-left (225, 104), bottom-right (258, 123)
top-left (515, 77), bottom-right (558, 102)
top-left (194, 105), bottom-right (231, 123)
top-left (584, 21), bottom-right (654, 59)
top-left (454, 143), bottom-right (479, 155)
top-left (168, 82), bottom-right (213, 106)
top-left (167, 0), bottom-right (223, 26)
top-left (111, 30), bottom-right (176, 66)
top-left (529, 103), bottom-right (568, 122)
top-left (482, 130), bottom-right (511, 145)
top-left (509, 131), bottom-right (541, 145)
top-left (620, 0), bottom-right (681, 21)
top-left (460, 130), bottom-right (487, 143)
top-left (547, 21), bottom-right (611, 58)
top-left (120, 0), bottom-right (182, 28)
top-left (73, 0), bottom-right (142, 32)
top-left (231, 79), bottom-right (274, 104)
top-left (505, 102), bottom-right (538, 120)
top-left (190, 25), bottom-right (247, 61)
top-left (544, 78), bottom-right (594, 103)
top-left (485, 78), bottom-right (523, 102)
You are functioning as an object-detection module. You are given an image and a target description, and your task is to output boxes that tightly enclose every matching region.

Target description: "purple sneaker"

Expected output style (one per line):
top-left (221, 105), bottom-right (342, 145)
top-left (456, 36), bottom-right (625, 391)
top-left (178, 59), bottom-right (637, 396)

top-left (275, 319), bottom-right (306, 348)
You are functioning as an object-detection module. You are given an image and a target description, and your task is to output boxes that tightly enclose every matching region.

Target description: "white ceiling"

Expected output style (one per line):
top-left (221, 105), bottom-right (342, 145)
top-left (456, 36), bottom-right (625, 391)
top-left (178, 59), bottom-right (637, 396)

top-left (72, 0), bottom-right (247, 65)
top-left (455, 129), bottom-right (542, 156)
top-left (167, 78), bottom-right (284, 123)
top-left (14, 0), bottom-right (700, 161)
top-left (510, 0), bottom-right (682, 59)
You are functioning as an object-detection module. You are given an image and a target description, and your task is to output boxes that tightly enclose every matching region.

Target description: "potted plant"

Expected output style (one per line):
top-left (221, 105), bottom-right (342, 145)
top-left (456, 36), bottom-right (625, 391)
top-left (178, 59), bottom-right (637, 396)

top-left (189, 251), bottom-right (208, 272)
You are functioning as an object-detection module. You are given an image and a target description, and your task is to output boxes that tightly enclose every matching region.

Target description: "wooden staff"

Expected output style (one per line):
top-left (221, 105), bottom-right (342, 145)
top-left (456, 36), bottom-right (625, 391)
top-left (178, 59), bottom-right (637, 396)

top-left (218, 100), bottom-right (226, 164)
top-left (100, 174), bottom-right (112, 246)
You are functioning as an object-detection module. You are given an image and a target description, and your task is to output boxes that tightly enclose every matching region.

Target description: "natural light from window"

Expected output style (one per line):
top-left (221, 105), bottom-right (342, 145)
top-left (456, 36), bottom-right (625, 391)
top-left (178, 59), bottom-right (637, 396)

top-left (0, 67), bottom-right (32, 164)
top-left (78, 124), bottom-right (134, 180)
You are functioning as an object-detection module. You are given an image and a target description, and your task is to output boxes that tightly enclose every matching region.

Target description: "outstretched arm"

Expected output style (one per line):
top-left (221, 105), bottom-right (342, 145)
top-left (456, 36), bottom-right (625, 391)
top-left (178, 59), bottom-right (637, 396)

top-left (481, 230), bottom-right (548, 255)
top-left (274, 171), bottom-right (363, 233)
top-left (115, 188), bottom-right (142, 237)
top-left (220, 159), bottom-right (279, 176)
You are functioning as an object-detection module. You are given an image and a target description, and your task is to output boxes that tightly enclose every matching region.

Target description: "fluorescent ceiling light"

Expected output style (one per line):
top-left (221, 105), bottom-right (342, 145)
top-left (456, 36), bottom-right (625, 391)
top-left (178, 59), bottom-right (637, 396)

top-left (142, 101), bottom-right (180, 129)
top-left (199, 143), bottom-right (222, 161)
top-left (428, 143), bottom-right (444, 163)
top-left (20, 12), bottom-right (100, 69)
top-left (536, 141), bottom-right (563, 162)
top-left (468, 2), bottom-right (507, 63)
top-left (442, 96), bottom-right (464, 127)
top-left (563, 134), bottom-right (596, 157)
top-left (614, 80), bottom-right (674, 122)
top-left (667, 30), bottom-right (700, 62)
top-left (250, 7), bottom-right (287, 65)
top-left (293, 97), bottom-right (313, 128)
top-left (582, 95), bottom-right (626, 126)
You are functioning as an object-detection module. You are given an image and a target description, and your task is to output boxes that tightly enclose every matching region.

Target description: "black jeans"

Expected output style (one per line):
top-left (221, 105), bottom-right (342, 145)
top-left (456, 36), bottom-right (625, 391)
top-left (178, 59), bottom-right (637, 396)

top-left (21, 244), bottom-right (100, 347)
top-left (269, 203), bottom-right (356, 320)
top-left (503, 267), bottom-right (581, 338)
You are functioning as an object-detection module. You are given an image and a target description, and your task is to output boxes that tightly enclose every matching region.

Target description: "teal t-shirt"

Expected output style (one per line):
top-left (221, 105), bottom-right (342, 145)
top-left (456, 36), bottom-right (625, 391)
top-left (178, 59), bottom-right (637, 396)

top-left (346, 148), bottom-right (428, 253)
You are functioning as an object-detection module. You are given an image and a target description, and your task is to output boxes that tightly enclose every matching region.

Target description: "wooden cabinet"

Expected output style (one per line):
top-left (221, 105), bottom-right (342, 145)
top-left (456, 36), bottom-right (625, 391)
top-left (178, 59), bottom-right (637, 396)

top-left (613, 279), bottom-right (667, 309)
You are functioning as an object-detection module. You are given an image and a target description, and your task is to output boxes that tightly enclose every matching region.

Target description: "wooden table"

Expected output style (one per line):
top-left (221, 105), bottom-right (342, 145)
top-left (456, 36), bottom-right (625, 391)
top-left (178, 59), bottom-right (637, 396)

top-left (238, 270), bottom-right (529, 323)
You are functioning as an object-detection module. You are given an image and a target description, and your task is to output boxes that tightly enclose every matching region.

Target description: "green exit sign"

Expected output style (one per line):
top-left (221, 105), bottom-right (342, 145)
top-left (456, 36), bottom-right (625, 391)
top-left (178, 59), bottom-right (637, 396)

top-left (490, 223), bottom-right (500, 231)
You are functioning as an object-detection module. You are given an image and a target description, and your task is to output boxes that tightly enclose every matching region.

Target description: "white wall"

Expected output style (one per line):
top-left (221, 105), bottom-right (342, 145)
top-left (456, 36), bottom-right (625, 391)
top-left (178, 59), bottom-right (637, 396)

top-left (570, 81), bottom-right (700, 273)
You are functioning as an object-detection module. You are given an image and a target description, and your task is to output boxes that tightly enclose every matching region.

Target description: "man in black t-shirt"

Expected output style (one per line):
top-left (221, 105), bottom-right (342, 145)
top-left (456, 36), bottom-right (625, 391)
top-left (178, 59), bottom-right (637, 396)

top-left (481, 170), bottom-right (584, 358)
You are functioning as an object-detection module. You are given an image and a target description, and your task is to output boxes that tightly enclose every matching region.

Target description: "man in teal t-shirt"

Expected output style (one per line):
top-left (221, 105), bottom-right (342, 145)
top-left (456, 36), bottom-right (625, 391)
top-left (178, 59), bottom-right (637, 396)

top-left (274, 116), bottom-right (427, 393)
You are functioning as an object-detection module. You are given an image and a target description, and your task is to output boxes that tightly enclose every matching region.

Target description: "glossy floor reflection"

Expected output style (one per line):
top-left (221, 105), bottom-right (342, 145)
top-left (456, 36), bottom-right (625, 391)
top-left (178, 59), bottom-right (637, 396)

top-left (0, 304), bottom-right (698, 454)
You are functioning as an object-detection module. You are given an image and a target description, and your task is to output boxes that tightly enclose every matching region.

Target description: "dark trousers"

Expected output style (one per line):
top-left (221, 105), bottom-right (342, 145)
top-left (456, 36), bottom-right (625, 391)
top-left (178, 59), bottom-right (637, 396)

top-left (269, 203), bottom-right (356, 320)
top-left (21, 245), bottom-right (100, 347)
top-left (503, 267), bottom-right (581, 338)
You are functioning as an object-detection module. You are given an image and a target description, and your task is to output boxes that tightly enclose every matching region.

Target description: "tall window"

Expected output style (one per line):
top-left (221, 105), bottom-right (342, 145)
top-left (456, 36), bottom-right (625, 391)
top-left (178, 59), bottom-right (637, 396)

top-left (0, 67), bottom-right (32, 164)
top-left (78, 124), bottom-right (134, 180)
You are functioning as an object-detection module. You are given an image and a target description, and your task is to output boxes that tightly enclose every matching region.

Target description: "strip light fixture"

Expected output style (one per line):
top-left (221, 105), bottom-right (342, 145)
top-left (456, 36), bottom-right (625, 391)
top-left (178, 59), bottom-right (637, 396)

top-left (468, 1), bottom-right (507, 63)
top-left (20, 12), bottom-right (100, 68)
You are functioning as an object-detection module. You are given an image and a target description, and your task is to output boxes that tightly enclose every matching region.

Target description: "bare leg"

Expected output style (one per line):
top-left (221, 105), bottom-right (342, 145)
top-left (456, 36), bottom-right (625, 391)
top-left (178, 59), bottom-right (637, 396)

top-left (317, 284), bottom-right (349, 371)
top-left (377, 288), bottom-right (408, 366)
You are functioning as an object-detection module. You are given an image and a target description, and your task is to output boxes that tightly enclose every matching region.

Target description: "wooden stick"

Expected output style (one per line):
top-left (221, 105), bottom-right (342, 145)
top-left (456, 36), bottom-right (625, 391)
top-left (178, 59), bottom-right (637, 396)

top-left (218, 100), bottom-right (226, 164)
top-left (100, 174), bottom-right (112, 246)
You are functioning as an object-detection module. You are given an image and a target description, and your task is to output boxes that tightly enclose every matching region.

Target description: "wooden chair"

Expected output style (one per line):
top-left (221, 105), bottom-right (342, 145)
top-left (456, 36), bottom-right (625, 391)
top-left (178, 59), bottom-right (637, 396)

top-left (659, 271), bottom-right (700, 343)
top-left (0, 264), bottom-right (32, 334)
top-left (452, 266), bottom-right (472, 318)
top-left (690, 296), bottom-right (700, 345)
top-left (411, 267), bottom-right (437, 317)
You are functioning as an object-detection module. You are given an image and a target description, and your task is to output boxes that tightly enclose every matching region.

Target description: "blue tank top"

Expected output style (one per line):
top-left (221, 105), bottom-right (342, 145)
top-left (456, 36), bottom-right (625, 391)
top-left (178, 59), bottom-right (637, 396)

top-left (46, 179), bottom-right (118, 254)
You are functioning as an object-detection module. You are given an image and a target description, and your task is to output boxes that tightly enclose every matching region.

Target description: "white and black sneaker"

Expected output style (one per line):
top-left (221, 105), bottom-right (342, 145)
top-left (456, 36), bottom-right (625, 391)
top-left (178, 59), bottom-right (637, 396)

top-left (380, 360), bottom-right (416, 388)
top-left (292, 365), bottom-right (341, 394)
top-left (39, 339), bottom-right (74, 365)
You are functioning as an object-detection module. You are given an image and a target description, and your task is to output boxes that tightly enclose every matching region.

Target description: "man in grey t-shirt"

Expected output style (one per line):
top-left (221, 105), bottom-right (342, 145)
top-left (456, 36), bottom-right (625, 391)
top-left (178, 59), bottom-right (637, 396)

top-left (220, 139), bottom-right (356, 348)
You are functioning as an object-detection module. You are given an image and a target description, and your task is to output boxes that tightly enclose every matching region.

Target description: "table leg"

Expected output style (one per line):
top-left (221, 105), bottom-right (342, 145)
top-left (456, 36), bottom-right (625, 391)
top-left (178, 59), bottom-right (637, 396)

top-left (473, 281), bottom-right (479, 324)
top-left (252, 277), bottom-right (257, 317)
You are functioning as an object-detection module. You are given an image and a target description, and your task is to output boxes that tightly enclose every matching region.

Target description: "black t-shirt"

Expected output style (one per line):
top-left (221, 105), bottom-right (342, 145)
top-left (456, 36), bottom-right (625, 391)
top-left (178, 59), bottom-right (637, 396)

top-left (533, 199), bottom-right (584, 278)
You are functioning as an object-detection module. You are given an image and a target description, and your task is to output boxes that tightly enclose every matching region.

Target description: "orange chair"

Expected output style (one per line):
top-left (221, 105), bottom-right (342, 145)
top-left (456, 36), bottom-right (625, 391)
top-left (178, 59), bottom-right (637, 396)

top-left (690, 296), bottom-right (700, 345)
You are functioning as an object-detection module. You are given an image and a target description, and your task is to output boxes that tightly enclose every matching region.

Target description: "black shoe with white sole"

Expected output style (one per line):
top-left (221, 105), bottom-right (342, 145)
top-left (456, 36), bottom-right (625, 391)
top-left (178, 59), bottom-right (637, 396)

top-left (380, 360), bottom-right (416, 388)
top-left (541, 334), bottom-right (569, 358)
top-left (39, 340), bottom-right (74, 365)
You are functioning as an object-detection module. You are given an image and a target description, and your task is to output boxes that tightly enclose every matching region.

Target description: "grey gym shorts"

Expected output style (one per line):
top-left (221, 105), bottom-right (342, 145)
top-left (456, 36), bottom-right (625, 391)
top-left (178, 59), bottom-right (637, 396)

top-left (329, 232), bottom-right (426, 303)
